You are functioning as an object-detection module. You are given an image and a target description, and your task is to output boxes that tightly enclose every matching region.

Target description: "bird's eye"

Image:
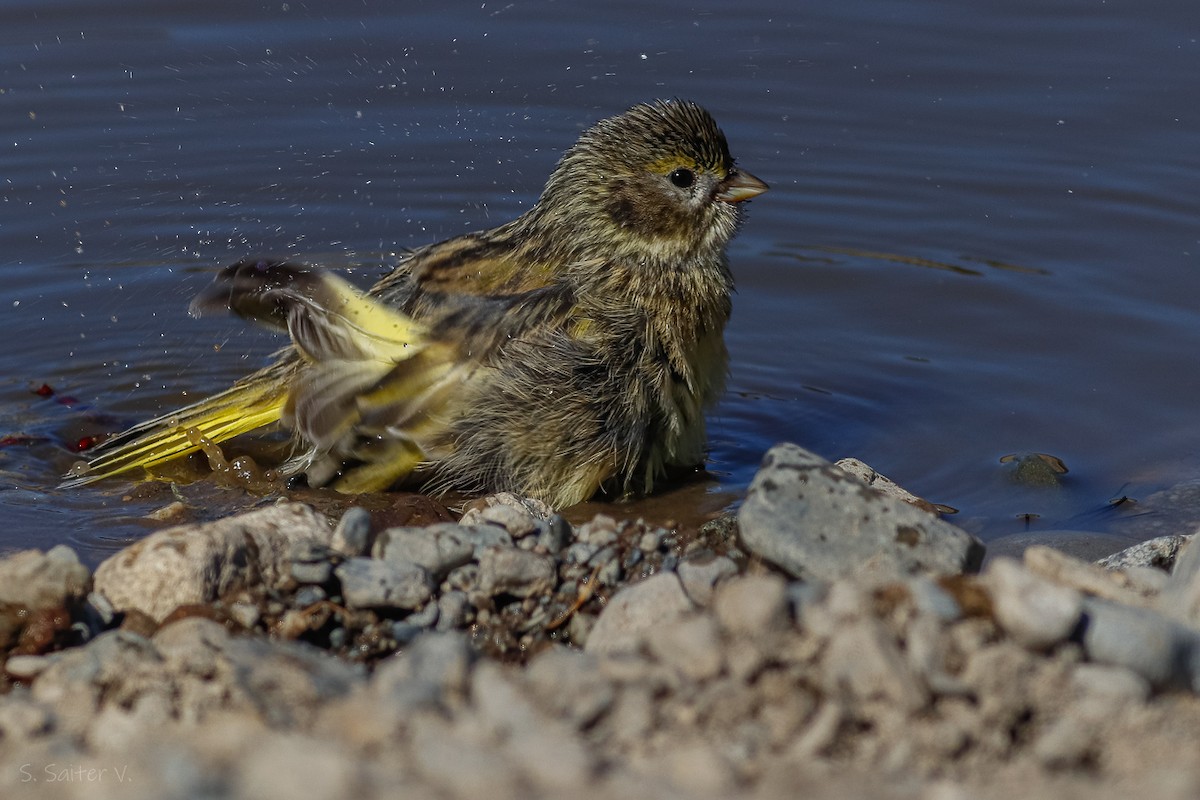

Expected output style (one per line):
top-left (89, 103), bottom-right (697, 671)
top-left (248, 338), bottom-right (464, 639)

top-left (668, 168), bottom-right (695, 189)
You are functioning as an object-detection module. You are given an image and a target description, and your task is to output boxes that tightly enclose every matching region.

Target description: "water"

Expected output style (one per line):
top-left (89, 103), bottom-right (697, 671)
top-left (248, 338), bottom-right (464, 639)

top-left (3, 0), bottom-right (1199, 562)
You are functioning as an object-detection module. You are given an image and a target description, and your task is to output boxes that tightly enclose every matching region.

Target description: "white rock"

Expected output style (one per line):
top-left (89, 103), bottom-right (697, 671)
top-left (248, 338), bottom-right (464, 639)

top-left (94, 502), bottom-right (331, 622)
top-left (585, 573), bottom-right (695, 655)
top-left (982, 557), bottom-right (1083, 649)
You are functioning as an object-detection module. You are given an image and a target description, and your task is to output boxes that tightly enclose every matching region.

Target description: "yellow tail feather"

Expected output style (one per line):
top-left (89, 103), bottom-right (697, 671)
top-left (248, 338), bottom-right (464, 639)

top-left (61, 374), bottom-right (289, 488)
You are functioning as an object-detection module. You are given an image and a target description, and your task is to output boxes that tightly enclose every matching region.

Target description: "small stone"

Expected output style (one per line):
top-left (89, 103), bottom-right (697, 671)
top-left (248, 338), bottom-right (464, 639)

top-left (738, 444), bottom-right (985, 582)
top-left (335, 557), bottom-right (432, 611)
top-left (1158, 536), bottom-right (1200, 626)
top-left (565, 541), bottom-right (599, 565)
top-left (405, 601), bottom-right (439, 629)
top-left (0, 544), bottom-right (91, 612)
top-left (477, 503), bottom-right (540, 538)
top-left (228, 601), bottom-right (262, 629)
top-left (538, 515), bottom-right (573, 553)
top-left (586, 572), bottom-right (695, 654)
top-left (293, 585), bottom-right (327, 608)
top-left (1079, 597), bottom-right (1199, 690)
top-left (677, 554), bottom-right (739, 607)
top-left (1070, 663), bottom-right (1151, 704)
top-left (647, 613), bottom-right (723, 682)
top-left (437, 590), bottom-right (470, 631)
top-left (4, 654), bottom-right (55, 679)
top-left (524, 647), bottom-right (615, 728)
top-left (373, 523), bottom-right (474, 578)
top-left (476, 547), bottom-right (557, 599)
top-left (822, 617), bottom-right (929, 711)
top-left (289, 540), bottom-right (334, 584)
top-left (331, 506), bottom-right (373, 557)
top-left (713, 574), bottom-right (790, 636)
top-left (453, 523), bottom-right (515, 557)
top-left (639, 530), bottom-right (664, 553)
top-left (982, 558), bottom-right (1083, 649)
top-left (391, 622), bottom-right (423, 645)
top-left (445, 564), bottom-right (480, 594)
top-left (1097, 533), bottom-right (1192, 571)
top-left (1023, 546), bottom-right (1148, 608)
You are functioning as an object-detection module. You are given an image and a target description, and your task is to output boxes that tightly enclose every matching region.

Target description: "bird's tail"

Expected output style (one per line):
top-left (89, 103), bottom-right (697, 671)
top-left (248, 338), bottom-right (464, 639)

top-left (60, 369), bottom-right (289, 488)
top-left (63, 258), bottom-right (436, 490)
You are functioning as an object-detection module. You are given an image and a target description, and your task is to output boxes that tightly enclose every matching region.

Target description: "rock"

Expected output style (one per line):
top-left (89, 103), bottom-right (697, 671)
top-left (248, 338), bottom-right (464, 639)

top-left (1078, 597), bottom-right (1200, 690)
top-left (646, 613), bottom-right (723, 682)
top-left (1158, 536), bottom-right (1200, 626)
top-left (537, 515), bottom-right (573, 554)
top-left (436, 590), bottom-right (470, 631)
top-left (330, 506), bottom-right (373, 557)
top-left (523, 647), bottom-right (614, 729)
top-left (476, 503), bottom-right (540, 538)
top-left (0, 545), bottom-right (90, 612)
top-left (713, 574), bottom-right (790, 637)
top-left (1070, 663), bottom-right (1151, 704)
top-left (738, 444), bottom-right (984, 581)
top-left (677, 554), bottom-right (738, 606)
top-left (289, 540), bottom-right (334, 584)
top-left (821, 617), bottom-right (929, 711)
top-left (0, 688), bottom-right (53, 740)
top-left (585, 572), bottom-right (695, 654)
top-left (370, 631), bottom-right (476, 715)
top-left (452, 524), bottom-right (515, 558)
top-left (470, 662), bottom-right (594, 790)
top-left (94, 502), bottom-right (331, 622)
top-left (236, 732), bottom-right (361, 800)
top-left (4, 654), bottom-right (55, 680)
top-left (476, 547), bottom-right (557, 599)
top-left (372, 523), bottom-right (474, 578)
top-left (836, 457), bottom-right (944, 513)
top-left (981, 558), bottom-right (1083, 649)
top-left (1023, 546), bottom-right (1150, 607)
top-left (335, 558), bottom-right (432, 611)
top-left (1097, 534), bottom-right (1192, 571)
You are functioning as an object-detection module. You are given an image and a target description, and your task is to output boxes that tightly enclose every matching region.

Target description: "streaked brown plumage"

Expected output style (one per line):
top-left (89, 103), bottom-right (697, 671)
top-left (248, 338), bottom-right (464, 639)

top-left (64, 100), bottom-right (767, 508)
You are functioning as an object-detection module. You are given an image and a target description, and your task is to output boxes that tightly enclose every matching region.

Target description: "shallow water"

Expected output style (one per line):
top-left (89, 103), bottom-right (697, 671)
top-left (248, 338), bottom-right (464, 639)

top-left (3, 0), bottom-right (1199, 562)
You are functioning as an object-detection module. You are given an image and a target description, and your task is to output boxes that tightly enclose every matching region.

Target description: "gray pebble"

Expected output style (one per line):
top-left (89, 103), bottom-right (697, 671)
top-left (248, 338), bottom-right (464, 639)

top-left (454, 523), bottom-right (516, 557)
top-left (713, 574), bottom-right (790, 636)
top-left (1096, 533), bottom-right (1192, 571)
top-left (406, 601), bottom-right (440, 629)
top-left (437, 590), bottom-right (470, 631)
top-left (445, 563), bottom-right (480, 594)
top-left (331, 506), bottom-right (373, 557)
top-left (677, 554), bottom-right (739, 607)
top-left (293, 585), bottom-right (327, 608)
top-left (565, 542), bottom-right (599, 566)
top-left (335, 557), bottom-right (432, 611)
top-left (290, 540), bottom-right (335, 584)
top-left (228, 601), bottom-right (262, 629)
top-left (477, 503), bottom-right (540, 538)
top-left (1079, 597), bottom-right (1200, 690)
top-left (373, 523), bottom-right (474, 579)
top-left (392, 621), bottom-right (424, 646)
top-left (477, 547), bottom-right (557, 599)
top-left (586, 572), bottom-right (695, 654)
top-left (538, 515), bottom-right (573, 554)
top-left (639, 530), bottom-right (664, 553)
top-left (1158, 536), bottom-right (1200, 626)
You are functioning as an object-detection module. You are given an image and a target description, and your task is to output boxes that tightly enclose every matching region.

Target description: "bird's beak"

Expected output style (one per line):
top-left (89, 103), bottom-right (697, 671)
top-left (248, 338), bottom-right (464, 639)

top-left (715, 169), bottom-right (769, 204)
